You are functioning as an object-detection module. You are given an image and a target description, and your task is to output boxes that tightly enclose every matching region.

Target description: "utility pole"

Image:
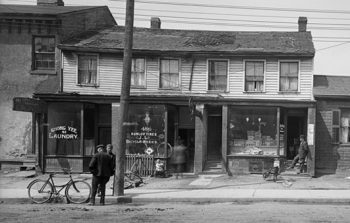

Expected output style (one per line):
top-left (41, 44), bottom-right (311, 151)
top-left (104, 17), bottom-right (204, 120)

top-left (114, 0), bottom-right (134, 196)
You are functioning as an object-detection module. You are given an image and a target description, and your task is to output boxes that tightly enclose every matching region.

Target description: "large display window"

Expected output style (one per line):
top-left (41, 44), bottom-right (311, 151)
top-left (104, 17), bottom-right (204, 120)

top-left (47, 103), bottom-right (81, 155)
top-left (126, 105), bottom-right (167, 156)
top-left (228, 107), bottom-right (284, 156)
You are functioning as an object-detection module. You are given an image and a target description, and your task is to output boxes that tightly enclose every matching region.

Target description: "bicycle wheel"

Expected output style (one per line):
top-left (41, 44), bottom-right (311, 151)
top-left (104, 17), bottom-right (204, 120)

top-left (124, 177), bottom-right (133, 189)
top-left (125, 172), bottom-right (143, 187)
top-left (65, 180), bottom-right (91, 204)
top-left (156, 142), bottom-right (173, 158)
top-left (27, 179), bottom-right (53, 204)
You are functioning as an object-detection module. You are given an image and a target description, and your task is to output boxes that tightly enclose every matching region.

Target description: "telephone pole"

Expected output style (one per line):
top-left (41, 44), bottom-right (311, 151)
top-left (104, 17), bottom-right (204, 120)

top-left (114, 0), bottom-right (134, 196)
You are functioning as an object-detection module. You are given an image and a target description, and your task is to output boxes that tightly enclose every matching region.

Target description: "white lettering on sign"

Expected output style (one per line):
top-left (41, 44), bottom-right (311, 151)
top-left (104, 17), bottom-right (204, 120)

top-left (49, 126), bottom-right (78, 140)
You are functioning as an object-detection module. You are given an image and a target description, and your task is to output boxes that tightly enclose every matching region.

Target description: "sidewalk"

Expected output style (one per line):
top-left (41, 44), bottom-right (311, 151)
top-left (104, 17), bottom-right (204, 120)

top-left (1, 166), bottom-right (350, 204)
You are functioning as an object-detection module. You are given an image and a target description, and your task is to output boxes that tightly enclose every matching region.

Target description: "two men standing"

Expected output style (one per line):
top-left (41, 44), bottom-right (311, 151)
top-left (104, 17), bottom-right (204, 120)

top-left (88, 144), bottom-right (115, 206)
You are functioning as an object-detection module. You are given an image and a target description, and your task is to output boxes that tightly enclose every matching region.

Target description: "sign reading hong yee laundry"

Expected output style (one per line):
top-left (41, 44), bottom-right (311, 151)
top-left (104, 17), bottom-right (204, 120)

top-left (49, 126), bottom-right (78, 140)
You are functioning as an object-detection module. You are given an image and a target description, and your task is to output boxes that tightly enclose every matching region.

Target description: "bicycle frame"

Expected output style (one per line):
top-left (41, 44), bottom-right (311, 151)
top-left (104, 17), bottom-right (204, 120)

top-left (41, 173), bottom-right (74, 196)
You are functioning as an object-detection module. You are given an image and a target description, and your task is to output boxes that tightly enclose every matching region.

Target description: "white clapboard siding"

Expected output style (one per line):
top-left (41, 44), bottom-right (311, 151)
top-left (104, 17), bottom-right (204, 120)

top-left (62, 52), bottom-right (313, 100)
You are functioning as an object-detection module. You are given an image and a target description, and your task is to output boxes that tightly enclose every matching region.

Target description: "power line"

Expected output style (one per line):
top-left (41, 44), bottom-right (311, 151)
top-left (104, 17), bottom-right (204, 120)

top-left (316, 42), bottom-right (350, 51)
top-left (110, 0), bottom-right (350, 14)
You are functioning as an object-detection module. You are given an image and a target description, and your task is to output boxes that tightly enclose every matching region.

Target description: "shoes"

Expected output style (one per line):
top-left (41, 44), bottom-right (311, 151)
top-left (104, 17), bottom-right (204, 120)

top-left (88, 202), bottom-right (95, 206)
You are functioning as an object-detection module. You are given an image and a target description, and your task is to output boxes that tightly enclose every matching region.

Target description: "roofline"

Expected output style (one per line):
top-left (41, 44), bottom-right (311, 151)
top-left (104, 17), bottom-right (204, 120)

top-left (57, 45), bottom-right (315, 57)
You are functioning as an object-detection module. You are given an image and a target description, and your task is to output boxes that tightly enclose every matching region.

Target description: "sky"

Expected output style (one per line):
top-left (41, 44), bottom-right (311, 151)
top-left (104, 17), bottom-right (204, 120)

top-left (2, 0), bottom-right (350, 76)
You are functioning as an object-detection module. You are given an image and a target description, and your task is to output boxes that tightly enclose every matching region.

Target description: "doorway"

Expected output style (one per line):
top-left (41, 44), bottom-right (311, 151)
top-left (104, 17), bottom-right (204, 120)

top-left (287, 116), bottom-right (305, 160)
top-left (207, 115), bottom-right (222, 160)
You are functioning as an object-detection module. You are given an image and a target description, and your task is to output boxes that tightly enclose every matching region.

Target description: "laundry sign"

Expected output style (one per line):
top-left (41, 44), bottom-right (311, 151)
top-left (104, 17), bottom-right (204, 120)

top-left (49, 126), bottom-right (78, 140)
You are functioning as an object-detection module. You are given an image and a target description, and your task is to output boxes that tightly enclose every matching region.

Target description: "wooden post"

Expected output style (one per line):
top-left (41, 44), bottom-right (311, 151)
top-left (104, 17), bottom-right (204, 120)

top-left (114, 0), bottom-right (134, 196)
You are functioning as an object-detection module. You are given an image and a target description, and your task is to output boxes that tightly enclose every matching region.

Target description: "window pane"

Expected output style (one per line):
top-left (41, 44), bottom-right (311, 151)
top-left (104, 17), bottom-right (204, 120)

top-left (245, 61), bottom-right (264, 91)
top-left (332, 128), bottom-right (339, 143)
top-left (280, 62), bottom-right (298, 91)
top-left (332, 110), bottom-right (340, 125)
top-left (208, 60), bottom-right (227, 90)
top-left (131, 58), bottom-right (145, 87)
top-left (33, 37), bottom-right (55, 70)
top-left (160, 59), bottom-right (179, 88)
top-left (47, 103), bottom-right (81, 155)
top-left (78, 55), bottom-right (97, 85)
top-left (340, 109), bottom-right (350, 143)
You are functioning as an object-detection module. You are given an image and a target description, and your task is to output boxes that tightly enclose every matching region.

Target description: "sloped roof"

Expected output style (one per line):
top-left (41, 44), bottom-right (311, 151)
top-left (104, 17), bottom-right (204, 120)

top-left (314, 75), bottom-right (350, 97)
top-left (59, 26), bottom-right (315, 56)
top-left (0, 4), bottom-right (105, 17)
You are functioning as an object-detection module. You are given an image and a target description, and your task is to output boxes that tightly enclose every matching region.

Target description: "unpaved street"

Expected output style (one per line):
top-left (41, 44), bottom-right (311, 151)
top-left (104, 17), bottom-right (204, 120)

top-left (1, 202), bottom-right (350, 223)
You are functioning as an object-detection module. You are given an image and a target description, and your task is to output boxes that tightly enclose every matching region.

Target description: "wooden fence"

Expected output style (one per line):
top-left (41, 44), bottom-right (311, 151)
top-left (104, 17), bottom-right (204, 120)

top-left (125, 154), bottom-right (154, 176)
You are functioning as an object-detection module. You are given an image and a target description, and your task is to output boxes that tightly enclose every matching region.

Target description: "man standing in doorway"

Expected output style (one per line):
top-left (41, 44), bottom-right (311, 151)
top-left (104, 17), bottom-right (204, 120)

top-left (89, 144), bottom-right (114, 206)
top-left (290, 135), bottom-right (309, 171)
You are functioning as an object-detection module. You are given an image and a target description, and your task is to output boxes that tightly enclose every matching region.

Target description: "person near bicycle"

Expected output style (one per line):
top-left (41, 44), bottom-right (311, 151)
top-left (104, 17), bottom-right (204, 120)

top-left (170, 137), bottom-right (188, 179)
top-left (88, 144), bottom-right (114, 206)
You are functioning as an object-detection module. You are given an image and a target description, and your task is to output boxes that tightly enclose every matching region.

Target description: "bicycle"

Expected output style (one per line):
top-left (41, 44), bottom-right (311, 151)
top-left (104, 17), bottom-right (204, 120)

top-left (124, 157), bottom-right (145, 189)
top-left (27, 168), bottom-right (91, 204)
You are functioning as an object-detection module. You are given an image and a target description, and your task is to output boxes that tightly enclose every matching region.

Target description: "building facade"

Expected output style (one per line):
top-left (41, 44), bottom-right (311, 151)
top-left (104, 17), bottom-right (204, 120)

top-left (34, 17), bottom-right (316, 175)
top-left (0, 1), bottom-right (116, 162)
top-left (314, 75), bottom-right (350, 175)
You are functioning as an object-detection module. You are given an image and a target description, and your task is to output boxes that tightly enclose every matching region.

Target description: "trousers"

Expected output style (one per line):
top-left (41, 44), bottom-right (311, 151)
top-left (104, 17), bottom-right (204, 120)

top-left (91, 175), bottom-right (110, 203)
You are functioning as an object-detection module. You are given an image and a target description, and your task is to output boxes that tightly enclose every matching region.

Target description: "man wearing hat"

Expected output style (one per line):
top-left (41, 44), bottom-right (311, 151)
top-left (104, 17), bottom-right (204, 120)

top-left (88, 144), bottom-right (114, 205)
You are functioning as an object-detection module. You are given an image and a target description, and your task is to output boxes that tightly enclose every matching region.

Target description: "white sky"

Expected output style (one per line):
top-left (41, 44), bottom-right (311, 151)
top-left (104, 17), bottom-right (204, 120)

top-left (2, 0), bottom-right (350, 76)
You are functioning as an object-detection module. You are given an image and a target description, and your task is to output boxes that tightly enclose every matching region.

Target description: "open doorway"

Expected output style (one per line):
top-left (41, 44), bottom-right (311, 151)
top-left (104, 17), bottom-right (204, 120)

top-left (287, 116), bottom-right (305, 160)
top-left (178, 128), bottom-right (195, 173)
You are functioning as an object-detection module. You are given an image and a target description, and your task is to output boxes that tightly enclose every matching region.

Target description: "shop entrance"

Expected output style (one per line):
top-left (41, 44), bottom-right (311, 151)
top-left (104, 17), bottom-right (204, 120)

top-left (207, 106), bottom-right (222, 161)
top-left (287, 116), bottom-right (305, 160)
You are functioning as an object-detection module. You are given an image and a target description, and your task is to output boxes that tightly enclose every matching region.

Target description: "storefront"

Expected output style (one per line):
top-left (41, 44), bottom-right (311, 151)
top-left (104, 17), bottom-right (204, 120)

top-left (40, 99), bottom-right (195, 173)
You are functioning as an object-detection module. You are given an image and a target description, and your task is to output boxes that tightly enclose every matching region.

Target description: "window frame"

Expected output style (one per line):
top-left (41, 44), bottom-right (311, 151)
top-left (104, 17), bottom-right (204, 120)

top-left (32, 35), bottom-right (56, 72)
top-left (131, 58), bottom-right (147, 89)
top-left (331, 109), bottom-right (341, 144)
top-left (76, 53), bottom-right (99, 87)
top-left (207, 59), bottom-right (229, 92)
top-left (278, 60), bottom-right (300, 92)
top-left (159, 58), bottom-right (181, 90)
top-left (243, 59), bottom-right (266, 92)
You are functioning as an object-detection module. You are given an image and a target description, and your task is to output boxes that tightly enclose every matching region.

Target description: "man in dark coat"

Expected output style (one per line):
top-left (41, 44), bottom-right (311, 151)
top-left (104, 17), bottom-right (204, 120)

top-left (290, 135), bottom-right (309, 169)
top-left (88, 144), bottom-right (114, 205)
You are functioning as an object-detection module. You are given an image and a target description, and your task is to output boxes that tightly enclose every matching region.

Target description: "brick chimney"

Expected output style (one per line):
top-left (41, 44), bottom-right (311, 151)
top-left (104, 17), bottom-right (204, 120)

top-left (298, 17), bottom-right (307, 32)
top-left (37, 0), bottom-right (64, 6)
top-left (150, 17), bottom-right (161, 29)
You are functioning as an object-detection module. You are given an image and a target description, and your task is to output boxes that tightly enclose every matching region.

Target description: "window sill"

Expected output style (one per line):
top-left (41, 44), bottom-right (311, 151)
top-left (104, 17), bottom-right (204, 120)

top-left (77, 84), bottom-right (99, 88)
top-left (278, 91), bottom-right (300, 94)
top-left (158, 88), bottom-right (181, 91)
top-left (244, 91), bottom-right (266, 94)
top-left (339, 143), bottom-right (350, 147)
top-left (131, 86), bottom-right (147, 89)
top-left (207, 90), bottom-right (228, 94)
top-left (30, 70), bottom-right (56, 75)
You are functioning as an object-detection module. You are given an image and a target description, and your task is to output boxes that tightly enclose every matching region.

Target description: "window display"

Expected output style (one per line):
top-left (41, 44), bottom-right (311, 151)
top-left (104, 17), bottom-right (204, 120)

top-left (228, 107), bottom-right (283, 156)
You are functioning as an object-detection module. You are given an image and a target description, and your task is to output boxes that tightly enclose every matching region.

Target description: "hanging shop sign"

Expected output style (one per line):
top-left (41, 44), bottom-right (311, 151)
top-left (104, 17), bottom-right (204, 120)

top-left (13, 97), bottom-right (47, 113)
top-left (49, 126), bottom-right (78, 140)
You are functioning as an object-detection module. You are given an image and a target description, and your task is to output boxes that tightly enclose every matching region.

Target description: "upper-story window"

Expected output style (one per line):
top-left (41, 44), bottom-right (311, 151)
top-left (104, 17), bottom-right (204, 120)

top-left (131, 58), bottom-right (146, 88)
top-left (208, 60), bottom-right (228, 91)
top-left (280, 61), bottom-right (299, 92)
top-left (160, 59), bottom-right (179, 89)
top-left (77, 55), bottom-right (98, 86)
top-left (33, 36), bottom-right (55, 70)
top-left (245, 61), bottom-right (264, 92)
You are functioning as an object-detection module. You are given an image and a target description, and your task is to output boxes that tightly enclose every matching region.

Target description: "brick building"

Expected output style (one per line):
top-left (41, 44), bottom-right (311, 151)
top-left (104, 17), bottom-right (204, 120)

top-left (314, 75), bottom-right (350, 175)
top-left (0, 1), bottom-right (116, 163)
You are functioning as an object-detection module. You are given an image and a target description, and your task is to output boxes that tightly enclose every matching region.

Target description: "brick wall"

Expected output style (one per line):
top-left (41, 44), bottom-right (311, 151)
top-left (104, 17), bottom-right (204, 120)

top-left (315, 99), bottom-right (350, 174)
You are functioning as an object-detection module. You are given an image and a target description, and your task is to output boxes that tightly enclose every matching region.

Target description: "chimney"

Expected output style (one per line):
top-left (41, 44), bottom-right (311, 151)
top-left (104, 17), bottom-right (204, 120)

top-left (298, 17), bottom-right (307, 32)
top-left (150, 17), bottom-right (161, 29)
top-left (37, 0), bottom-right (64, 6)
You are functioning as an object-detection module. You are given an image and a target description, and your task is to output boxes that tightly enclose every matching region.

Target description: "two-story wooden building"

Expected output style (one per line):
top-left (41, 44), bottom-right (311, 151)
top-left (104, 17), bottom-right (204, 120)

top-left (0, 1), bottom-right (116, 165)
top-left (34, 17), bottom-right (316, 175)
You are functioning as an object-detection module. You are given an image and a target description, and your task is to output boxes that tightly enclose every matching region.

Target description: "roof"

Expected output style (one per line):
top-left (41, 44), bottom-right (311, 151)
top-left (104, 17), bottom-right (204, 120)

top-left (313, 75), bottom-right (350, 97)
top-left (59, 26), bottom-right (315, 56)
top-left (0, 4), bottom-right (105, 17)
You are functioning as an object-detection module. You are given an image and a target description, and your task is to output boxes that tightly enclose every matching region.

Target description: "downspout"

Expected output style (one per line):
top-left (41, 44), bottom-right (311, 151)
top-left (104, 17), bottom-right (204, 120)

top-left (189, 58), bottom-right (196, 91)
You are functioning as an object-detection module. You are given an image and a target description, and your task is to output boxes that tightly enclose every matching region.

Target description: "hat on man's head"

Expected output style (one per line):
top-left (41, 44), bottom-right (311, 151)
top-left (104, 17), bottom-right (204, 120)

top-left (96, 144), bottom-right (104, 149)
top-left (300, 135), bottom-right (305, 139)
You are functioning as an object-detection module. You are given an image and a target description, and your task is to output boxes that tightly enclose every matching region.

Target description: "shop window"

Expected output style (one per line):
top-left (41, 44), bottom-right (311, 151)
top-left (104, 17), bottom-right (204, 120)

top-left (84, 104), bottom-right (95, 155)
top-left (33, 36), bottom-right (55, 70)
top-left (47, 103), bottom-right (81, 155)
top-left (126, 105), bottom-right (166, 156)
top-left (131, 58), bottom-right (146, 88)
top-left (279, 61), bottom-right (299, 91)
top-left (208, 60), bottom-right (227, 91)
top-left (245, 61), bottom-right (264, 92)
top-left (160, 59), bottom-right (179, 89)
top-left (228, 107), bottom-right (282, 156)
top-left (77, 54), bottom-right (98, 86)
top-left (332, 109), bottom-right (350, 144)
